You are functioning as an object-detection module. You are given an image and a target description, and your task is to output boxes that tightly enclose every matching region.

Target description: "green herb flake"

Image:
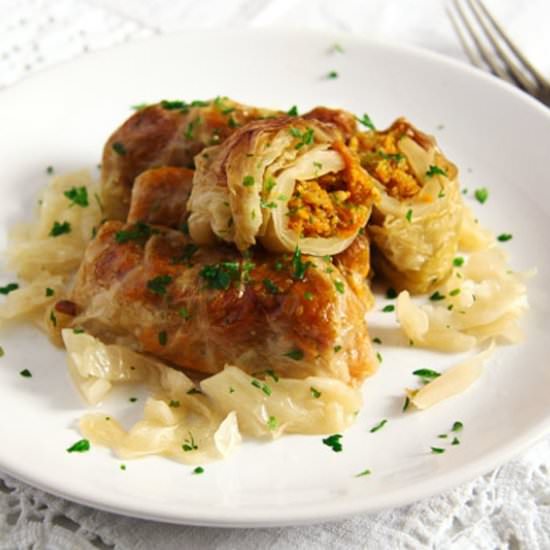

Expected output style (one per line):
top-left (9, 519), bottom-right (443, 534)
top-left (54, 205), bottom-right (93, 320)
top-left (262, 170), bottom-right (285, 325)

top-left (355, 469), bottom-right (371, 478)
top-left (474, 187), bottom-right (489, 204)
top-left (284, 348), bottom-right (304, 361)
top-left (0, 346), bottom-right (4, 358)
top-left (453, 257), bottom-right (465, 267)
top-left (376, 351), bottom-right (383, 363)
top-left (334, 280), bottom-right (345, 294)
top-left (291, 247), bottom-right (312, 280)
top-left (425, 165), bottom-right (448, 178)
top-left (304, 291), bottom-right (314, 301)
top-left (67, 439), bottom-right (90, 453)
top-left (182, 432), bottom-right (198, 452)
top-left (120, 464), bottom-right (127, 471)
top-left (451, 437), bottom-right (461, 445)
top-left (287, 105), bottom-right (299, 116)
top-left (331, 43), bottom-right (345, 53)
top-left (169, 400), bottom-right (180, 408)
top-left (0, 282), bottom-right (19, 295)
top-left (45, 287), bottom-right (54, 297)
top-left (46, 165), bottom-right (54, 175)
top-left (242, 175), bottom-right (255, 187)
top-left (112, 142), bottom-right (127, 156)
top-left (382, 304), bottom-right (395, 313)
top-left (431, 447), bottom-right (446, 454)
top-left (402, 396), bottom-right (410, 412)
top-left (251, 378), bottom-right (272, 396)
top-left (497, 233), bottom-right (513, 242)
top-left (386, 287), bottom-right (398, 299)
top-left (310, 387), bottom-right (322, 399)
top-left (356, 113), bottom-right (376, 131)
top-left (49, 221), bottom-right (71, 237)
top-left (49, 310), bottom-right (57, 327)
top-left (129, 397), bottom-right (138, 403)
top-left (20, 369), bottom-right (32, 378)
top-left (64, 186), bottom-right (89, 207)
top-left (260, 200), bottom-right (277, 209)
top-left (452, 421), bottom-right (464, 432)
top-left (449, 288), bottom-right (461, 297)
top-left (438, 434), bottom-right (448, 439)
top-left (193, 466), bottom-right (204, 475)
top-left (267, 416), bottom-right (278, 430)
top-left (325, 70), bottom-right (339, 79)
top-left (405, 209), bottom-right (413, 223)
top-left (333, 345), bottom-right (342, 353)
top-left (369, 419), bottom-right (387, 433)
top-left (229, 387), bottom-right (235, 394)
top-left (373, 337), bottom-right (382, 344)
top-left (179, 307), bottom-right (191, 320)
top-left (429, 291), bottom-right (445, 301)
top-left (115, 222), bottom-right (153, 244)
top-left (199, 262), bottom-right (240, 290)
top-left (73, 328), bottom-right (85, 334)
top-left (147, 274), bottom-right (173, 296)
top-left (322, 433), bottom-right (343, 452)
top-left (158, 330), bottom-right (168, 346)
top-left (413, 368), bottom-right (441, 380)
top-left (160, 99), bottom-right (187, 110)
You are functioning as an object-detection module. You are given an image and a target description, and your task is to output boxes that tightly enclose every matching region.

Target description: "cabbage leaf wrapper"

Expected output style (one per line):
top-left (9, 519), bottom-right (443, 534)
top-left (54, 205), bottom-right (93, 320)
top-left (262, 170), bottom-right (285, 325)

top-left (358, 118), bottom-right (463, 294)
top-left (101, 97), bottom-right (281, 220)
top-left (187, 116), bottom-right (378, 256)
top-left (66, 221), bottom-right (377, 386)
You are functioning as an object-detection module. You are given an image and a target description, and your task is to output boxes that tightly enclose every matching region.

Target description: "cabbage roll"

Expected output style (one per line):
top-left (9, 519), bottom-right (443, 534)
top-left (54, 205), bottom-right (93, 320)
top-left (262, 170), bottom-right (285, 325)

top-left (188, 116), bottom-right (378, 256)
top-left (66, 221), bottom-right (377, 385)
top-left (357, 118), bottom-right (463, 294)
top-left (101, 98), bottom-right (281, 220)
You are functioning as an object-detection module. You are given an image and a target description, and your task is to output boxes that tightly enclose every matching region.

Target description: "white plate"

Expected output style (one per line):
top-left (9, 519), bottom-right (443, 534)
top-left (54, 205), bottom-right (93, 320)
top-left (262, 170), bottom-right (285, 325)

top-left (1, 29), bottom-right (550, 528)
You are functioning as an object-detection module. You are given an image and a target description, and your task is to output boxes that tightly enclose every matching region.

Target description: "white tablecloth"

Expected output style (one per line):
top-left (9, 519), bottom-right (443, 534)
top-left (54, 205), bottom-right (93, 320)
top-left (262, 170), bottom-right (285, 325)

top-left (1, 1), bottom-right (549, 548)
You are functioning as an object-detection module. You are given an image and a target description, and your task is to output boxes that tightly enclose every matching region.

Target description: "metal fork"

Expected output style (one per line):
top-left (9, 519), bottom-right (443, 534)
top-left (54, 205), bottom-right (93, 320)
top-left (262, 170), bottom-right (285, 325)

top-left (447, 0), bottom-right (550, 107)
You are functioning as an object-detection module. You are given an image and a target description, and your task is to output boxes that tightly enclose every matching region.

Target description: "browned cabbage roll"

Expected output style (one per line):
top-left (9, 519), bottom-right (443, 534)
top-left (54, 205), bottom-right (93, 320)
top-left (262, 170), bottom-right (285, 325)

top-left (67, 221), bottom-right (377, 385)
top-left (101, 98), bottom-right (281, 220)
top-left (356, 118), bottom-right (463, 294)
top-left (188, 116), bottom-right (378, 256)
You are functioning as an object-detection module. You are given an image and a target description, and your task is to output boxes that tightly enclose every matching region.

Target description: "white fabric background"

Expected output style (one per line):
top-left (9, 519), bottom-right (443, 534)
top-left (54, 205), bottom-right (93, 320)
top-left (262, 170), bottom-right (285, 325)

top-left (1, 0), bottom-right (549, 548)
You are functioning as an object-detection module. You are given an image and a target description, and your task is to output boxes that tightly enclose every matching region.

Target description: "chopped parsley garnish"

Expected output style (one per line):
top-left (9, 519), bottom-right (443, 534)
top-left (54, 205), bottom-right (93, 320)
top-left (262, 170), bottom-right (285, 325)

top-left (451, 437), bottom-right (460, 445)
top-left (287, 105), bottom-right (299, 116)
top-left (193, 466), bottom-right (204, 475)
top-left (160, 99), bottom-right (187, 110)
top-left (199, 261), bottom-right (241, 290)
top-left (45, 287), bottom-right (54, 297)
top-left (120, 464), bottom-right (127, 470)
top-left (356, 113), bottom-right (376, 130)
top-left (497, 233), bottom-right (513, 242)
top-left (413, 368), bottom-right (441, 381)
top-left (264, 177), bottom-right (277, 193)
top-left (0, 282), bottom-right (19, 295)
top-left (131, 102), bottom-right (149, 111)
top-left (169, 400), bottom-right (180, 408)
top-left (147, 274), bottom-right (173, 296)
top-left (376, 352), bottom-right (383, 363)
top-left (267, 416), bottom-right (278, 430)
top-left (46, 165), bottom-right (54, 175)
top-left (333, 345), bottom-right (342, 353)
top-left (64, 186), bottom-right (89, 207)
top-left (243, 175), bottom-right (255, 187)
top-left (310, 387), bottom-right (322, 399)
top-left (158, 330), bottom-right (167, 346)
top-left (382, 304), bottom-right (395, 313)
top-left (431, 447), bottom-right (445, 454)
top-left (251, 379), bottom-right (272, 396)
top-left (172, 243), bottom-right (198, 265)
top-left (115, 221), bottom-right (152, 243)
top-left (0, 346), bottom-right (4, 358)
top-left (453, 257), bottom-right (465, 267)
top-left (452, 421), bottom-right (464, 432)
top-left (49, 221), bottom-right (71, 237)
top-left (182, 432), bottom-right (198, 452)
top-left (291, 247), bottom-right (312, 280)
top-left (474, 187), bottom-right (489, 204)
top-left (112, 142), bottom-right (127, 156)
top-left (129, 397), bottom-right (138, 403)
top-left (405, 209), bottom-right (413, 223)
top-left (449, 288), bottom-right (461, 296)
top-left (260, 199), bottom-right (277, 209)
top-left (438, 434), bottom-right (448, 439)
top-left (330, 43), bottom-right (345, 53)
top-left (20, 369), bottom-right (32, 378)
top-left (325, 70), bottom-right (339, 79)
top-left (386, 287), bottom-right (398, 299)
top-left (288, 127), bottom-right (314, 149)
top-left (179, 307), bottom-right (191, 320)
top-left (402, 396), bottom-right (410, 412)
top-left (304, 291), bottom-right (314, 301)
top-left (184, 117), bottom-right (201, 140)
top-left (373, 337), bottom-right (382, 344)
top-left (67, 439), bottom-right (90, 453)
top-left (228, 116), bottom-right (239, 128)
top-left (49, 310), bottom-right (57, 326)
top-left (429, 291), bottom-right (445, 301)
top-left (369, 419), bottom-right (387, 433)
top-left (378, 150), bottom-right (403, 162)
top-left (263, 279), bottom-right (279, 294)
top-left (284, 348), bottom-right (304, 361)
top-left (322, 434), bottom-right (343, 452)
top-left (334, 280), bottom-right (345, 294)
top-left (426, 165), bottom-right (448, 178)
top-left (355, 469), bottom-right (371, 478)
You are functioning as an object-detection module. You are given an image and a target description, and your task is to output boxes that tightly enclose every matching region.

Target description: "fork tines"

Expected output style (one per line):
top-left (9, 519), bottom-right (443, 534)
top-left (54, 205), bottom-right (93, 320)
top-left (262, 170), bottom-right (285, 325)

top-left (448, 0), bottom-right (550, 102)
